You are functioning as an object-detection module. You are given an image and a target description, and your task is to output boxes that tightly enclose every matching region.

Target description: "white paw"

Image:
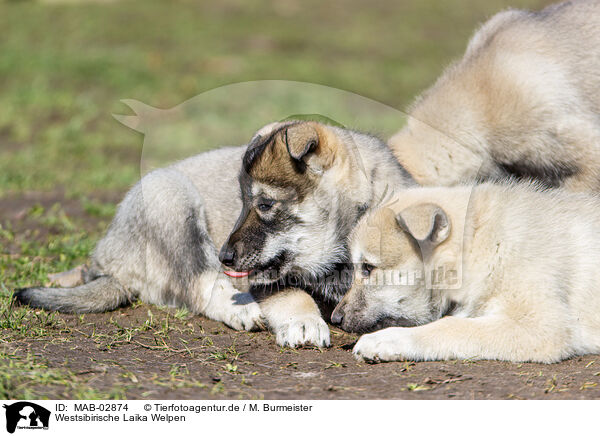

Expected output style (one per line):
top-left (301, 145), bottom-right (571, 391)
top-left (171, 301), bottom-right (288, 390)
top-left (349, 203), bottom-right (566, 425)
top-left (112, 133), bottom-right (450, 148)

top-left (202, 278), bottom-right (264, 331)
top-left (274, 314), bottom-right (331, 348)
top-left (222, 298), bottom-right (264, 331)
top-left (353, 328), bottom-right (412, 362)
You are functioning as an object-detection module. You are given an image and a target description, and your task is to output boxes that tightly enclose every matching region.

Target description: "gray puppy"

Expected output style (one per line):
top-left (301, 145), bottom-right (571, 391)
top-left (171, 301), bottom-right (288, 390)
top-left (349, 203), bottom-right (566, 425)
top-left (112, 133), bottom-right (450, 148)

top-left (16, 121), bottom-right (415, 347)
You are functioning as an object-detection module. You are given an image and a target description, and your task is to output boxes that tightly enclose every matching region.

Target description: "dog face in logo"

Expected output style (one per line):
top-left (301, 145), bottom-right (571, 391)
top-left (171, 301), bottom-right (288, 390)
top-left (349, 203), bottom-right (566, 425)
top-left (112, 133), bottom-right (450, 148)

top-left (3, 402), bottom-right (51, 434)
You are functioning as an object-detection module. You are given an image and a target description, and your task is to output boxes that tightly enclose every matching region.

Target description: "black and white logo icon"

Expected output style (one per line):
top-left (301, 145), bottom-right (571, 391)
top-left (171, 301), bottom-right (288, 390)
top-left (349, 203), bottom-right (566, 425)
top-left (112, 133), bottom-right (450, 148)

top-left (3, 402), bottom-right (50, 434)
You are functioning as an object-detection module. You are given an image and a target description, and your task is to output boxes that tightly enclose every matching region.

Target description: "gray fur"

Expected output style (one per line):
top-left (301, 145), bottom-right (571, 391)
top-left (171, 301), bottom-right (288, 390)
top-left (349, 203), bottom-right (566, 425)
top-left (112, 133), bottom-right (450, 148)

top-left (219, 122), bottom-right (416, 347)
top-left (15, 276), bottom-right (129, 313)
top-left (15, 122), bottom-right (415, 345)
top-left (16, 145), bottom-right (264, 332)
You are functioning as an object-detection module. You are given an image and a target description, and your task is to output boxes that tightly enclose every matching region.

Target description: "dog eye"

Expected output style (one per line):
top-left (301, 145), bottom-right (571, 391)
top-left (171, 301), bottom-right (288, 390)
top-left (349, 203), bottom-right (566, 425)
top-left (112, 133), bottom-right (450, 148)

top-left (361, 263), bottom-right (375, 278)
top-left (257, 199), bottom-right (275, 212)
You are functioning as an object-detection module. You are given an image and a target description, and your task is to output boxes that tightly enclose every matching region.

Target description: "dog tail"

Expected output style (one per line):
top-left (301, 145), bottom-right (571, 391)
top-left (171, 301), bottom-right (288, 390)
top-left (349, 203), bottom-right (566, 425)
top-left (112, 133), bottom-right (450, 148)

top-left (13, 276), bottom-right (133, 313)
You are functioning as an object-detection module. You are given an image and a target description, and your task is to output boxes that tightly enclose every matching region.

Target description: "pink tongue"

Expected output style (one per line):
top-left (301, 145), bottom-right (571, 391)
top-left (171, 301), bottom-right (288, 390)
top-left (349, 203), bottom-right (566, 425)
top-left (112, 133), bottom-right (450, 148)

top-left (224, 270), bottom-right (250, 278)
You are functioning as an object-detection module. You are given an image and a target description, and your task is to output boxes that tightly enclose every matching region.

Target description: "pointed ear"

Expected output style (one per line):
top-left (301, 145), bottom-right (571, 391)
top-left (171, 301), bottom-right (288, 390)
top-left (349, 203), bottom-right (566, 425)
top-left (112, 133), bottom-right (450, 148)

top-left (284, 123), bottom-right (320, 161)
top-left (396, 203), bottom-right (450, 246)
top-left (251, 121), bottom-right (295, 143)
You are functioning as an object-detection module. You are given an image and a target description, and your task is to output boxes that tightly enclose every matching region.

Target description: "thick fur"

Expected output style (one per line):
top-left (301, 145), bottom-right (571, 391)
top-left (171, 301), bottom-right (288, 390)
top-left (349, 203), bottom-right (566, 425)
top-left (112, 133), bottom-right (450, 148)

top-left (18, 0), bottom-right (600, 349)
top-left (333, 182), bottom-right (600, 363)
top-left (16, 145), bottom-right (263, 331)
top-left (15, 121), bottom-right (415, 347)
top-left (220, 121), bottom-right (415, 346)
top-left (389, 0), bottom-right (600, 191)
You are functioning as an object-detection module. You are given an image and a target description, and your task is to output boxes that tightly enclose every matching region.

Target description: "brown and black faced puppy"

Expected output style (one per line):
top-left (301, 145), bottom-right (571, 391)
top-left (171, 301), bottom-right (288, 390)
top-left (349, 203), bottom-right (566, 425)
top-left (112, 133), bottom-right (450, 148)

top-left (220, 121), bottom-right (415, 347)
top-left (14, 119), bottom-right (414, 349)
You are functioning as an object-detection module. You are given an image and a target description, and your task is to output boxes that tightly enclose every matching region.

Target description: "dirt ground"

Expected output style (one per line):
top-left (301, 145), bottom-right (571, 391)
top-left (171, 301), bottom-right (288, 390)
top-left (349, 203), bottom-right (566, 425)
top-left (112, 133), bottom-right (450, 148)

top-left (2, 192), bottom-right (600, 400)
top-left (9, 311), bottom-right (600, 400)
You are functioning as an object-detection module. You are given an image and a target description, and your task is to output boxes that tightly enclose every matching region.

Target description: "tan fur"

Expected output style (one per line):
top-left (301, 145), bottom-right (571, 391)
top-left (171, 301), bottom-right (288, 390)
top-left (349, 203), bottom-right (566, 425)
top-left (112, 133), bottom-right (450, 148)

top-left (389, 0), bottom-right (600, 190)
top-left (336, 182), bottom-right (600, 363)
top-left (249, 122), bottom-right (339, 198)
top-left (260, 289), bottom-right (329, 347)
top-left (250, 129), bottom-right (315, 199)
top-left (46, 265), bottom-right (88, 288)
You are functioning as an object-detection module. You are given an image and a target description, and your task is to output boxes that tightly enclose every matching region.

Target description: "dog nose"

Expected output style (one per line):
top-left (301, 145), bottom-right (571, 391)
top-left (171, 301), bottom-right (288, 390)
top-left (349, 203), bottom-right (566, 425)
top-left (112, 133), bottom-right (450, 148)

top-left (219, 245), bottom-right (236, 267)
top-left (331, 305), bottom-right (344, 325)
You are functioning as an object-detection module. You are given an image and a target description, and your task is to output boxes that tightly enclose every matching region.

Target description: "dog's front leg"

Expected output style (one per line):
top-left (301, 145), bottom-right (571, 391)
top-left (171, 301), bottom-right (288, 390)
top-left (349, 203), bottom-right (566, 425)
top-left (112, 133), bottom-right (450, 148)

top-left (353, 316), bottom-right (570, 363)
top-left (260, 289), bottom-right (331, 348)
top-left (198, 272), bottom-right (264, 332)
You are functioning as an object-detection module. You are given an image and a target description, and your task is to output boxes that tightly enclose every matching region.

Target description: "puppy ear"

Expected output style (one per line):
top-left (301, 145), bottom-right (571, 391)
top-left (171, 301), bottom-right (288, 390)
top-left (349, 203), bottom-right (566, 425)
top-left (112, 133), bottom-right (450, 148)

top-left (396, 203), bottom-right (450, 246)
top-left (251, 121), bottom-right (295, 143)
top-left (284, 123), bottom-right (319, 161)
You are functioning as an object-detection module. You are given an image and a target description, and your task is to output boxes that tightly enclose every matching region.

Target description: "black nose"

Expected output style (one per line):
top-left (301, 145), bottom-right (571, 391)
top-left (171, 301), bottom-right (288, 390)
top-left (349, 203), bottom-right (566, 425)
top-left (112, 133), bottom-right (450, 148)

top-left (219, 245), bottom-right (236, 267)
top-left (331, 305), bottom-right (344, 325)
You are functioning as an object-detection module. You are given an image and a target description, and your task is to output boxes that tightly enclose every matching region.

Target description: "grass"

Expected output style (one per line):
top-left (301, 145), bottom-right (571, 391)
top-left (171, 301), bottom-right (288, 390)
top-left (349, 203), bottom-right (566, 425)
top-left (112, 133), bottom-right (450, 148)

top-left (0, 350), bottom-right (128, 400)
top-left (0, 0), bottom-right (550, 195)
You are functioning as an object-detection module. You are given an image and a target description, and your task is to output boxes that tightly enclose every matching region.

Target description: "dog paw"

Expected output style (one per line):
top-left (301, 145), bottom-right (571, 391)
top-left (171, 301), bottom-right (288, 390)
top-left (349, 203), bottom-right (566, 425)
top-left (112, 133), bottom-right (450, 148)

top-left (353, 328), bottom-right (411, 362)
top-left (203, 281), bottom-right (265, 332)
top-left (222, 297), bottom-right (264, 332)
top-left (274, 315), bottom-right (331, 348)
top-left (46, 264), bottom-right (87, 287)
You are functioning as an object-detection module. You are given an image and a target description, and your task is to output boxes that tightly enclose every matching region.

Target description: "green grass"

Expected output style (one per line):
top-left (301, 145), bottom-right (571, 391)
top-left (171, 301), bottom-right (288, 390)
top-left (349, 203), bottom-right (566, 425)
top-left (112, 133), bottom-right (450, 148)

top-left (0, 0), bottom-right (551, 196)
top-left (1, 224), bottom-right (96, 290)
top-left (0, 0), bottom-right (551, 333)
top-left (0, 350), bottom-right (129, 400)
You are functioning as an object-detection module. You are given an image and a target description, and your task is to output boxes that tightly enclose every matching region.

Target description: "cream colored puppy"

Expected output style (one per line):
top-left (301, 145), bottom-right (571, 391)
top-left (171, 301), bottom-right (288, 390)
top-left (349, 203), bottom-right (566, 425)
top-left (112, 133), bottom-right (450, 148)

top-left (331, 182), bottom-right (600, 363)
top-left (390, 0), bottom-right (600, 192)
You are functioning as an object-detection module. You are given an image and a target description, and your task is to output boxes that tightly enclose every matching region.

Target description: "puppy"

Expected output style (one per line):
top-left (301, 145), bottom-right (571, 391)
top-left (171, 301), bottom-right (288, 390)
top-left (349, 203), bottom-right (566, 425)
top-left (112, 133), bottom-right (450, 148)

top-left (332, 182), bottom-right (600, 363)
top-left (16, 121), bottom-right (415, 348)
top-left (390, 0), bottom-right (600, 191)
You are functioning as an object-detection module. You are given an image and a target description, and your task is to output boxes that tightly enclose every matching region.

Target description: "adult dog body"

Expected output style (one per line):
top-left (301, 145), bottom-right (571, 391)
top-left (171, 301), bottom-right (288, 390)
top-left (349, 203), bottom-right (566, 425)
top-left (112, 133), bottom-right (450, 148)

top-left (333, 182), bottom-right (600, 363)
top-left (16, 121), bottom-right (414, 347)
top-left (390, 0), bottom-right (600, 190)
